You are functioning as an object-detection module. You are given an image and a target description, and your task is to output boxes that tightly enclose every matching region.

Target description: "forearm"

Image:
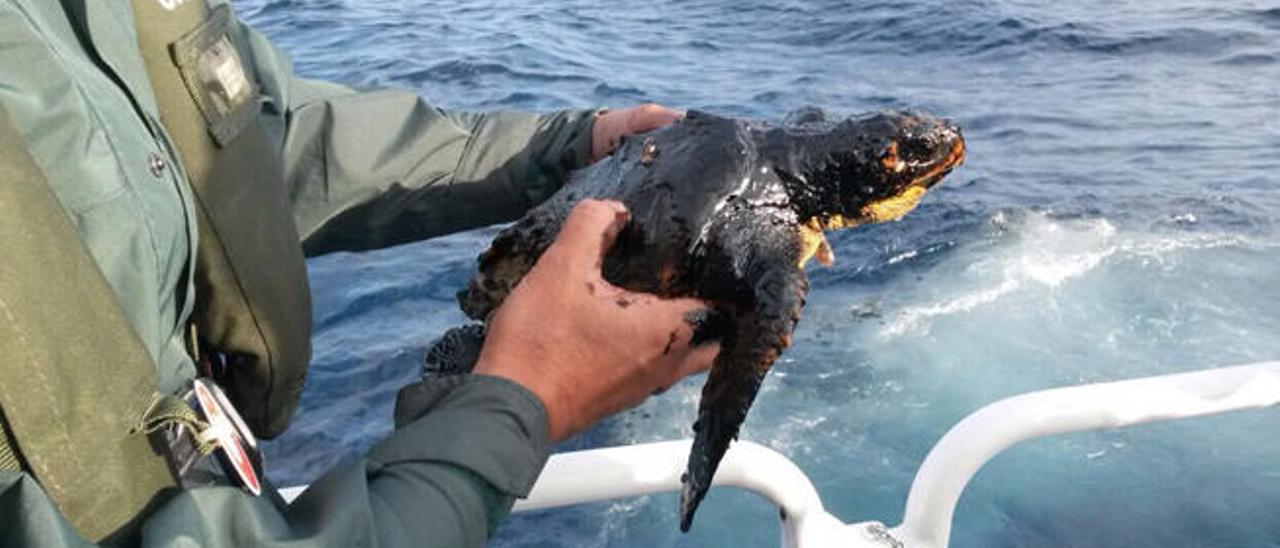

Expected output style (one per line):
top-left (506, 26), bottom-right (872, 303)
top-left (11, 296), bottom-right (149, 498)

top-left (286, 97), bottom-right (597, 256)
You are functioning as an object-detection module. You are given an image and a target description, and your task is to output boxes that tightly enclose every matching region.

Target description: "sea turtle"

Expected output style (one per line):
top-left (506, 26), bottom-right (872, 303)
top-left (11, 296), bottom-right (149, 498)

top-left (426, 107), bottom-right (965, 530)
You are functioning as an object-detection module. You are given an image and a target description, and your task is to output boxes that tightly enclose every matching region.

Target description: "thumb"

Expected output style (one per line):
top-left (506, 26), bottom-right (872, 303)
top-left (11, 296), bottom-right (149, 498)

top-left (551, 199), bottom-right (630, 270)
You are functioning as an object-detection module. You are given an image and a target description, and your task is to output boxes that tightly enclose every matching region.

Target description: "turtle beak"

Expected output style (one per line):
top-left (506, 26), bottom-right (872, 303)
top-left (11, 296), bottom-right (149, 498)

top-left (913, 123), bottom-right (965, 190)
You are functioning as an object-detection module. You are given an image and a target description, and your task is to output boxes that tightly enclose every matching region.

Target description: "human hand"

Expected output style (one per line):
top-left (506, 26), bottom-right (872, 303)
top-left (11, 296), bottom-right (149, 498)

top-left (473, 199), bottom-right (718, 442)
top-left (590, 103), bottom-right (684, 163)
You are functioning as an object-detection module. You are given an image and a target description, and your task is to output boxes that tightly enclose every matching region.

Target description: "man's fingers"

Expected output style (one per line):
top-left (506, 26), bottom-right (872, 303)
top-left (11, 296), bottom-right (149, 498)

top-left (591, 103), bottom-right (684, 163)
top-left (550, 199), bottom-right (629, 270)
top-left (627, 103), bottom-right (684, 134)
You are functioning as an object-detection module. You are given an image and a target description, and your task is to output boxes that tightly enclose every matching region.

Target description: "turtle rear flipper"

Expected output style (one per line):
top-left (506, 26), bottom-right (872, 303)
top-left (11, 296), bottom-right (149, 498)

top-left (679, 241), bottom-right (808, 531)
top-left (424, 323), bottom-right (487, 377)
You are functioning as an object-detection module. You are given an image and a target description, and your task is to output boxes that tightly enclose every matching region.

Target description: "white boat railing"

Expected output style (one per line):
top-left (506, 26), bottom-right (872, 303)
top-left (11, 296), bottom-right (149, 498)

top-left (509, 439), bottom-right (848, 547)
top-left (282, 360), bottom-right (1280, 548)
top-left (892, 360), bottom-right (1280, 548)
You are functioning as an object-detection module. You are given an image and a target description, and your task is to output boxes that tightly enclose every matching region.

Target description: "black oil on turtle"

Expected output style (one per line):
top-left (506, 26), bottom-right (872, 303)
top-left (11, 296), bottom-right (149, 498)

top-left (426, 107), bottom-right (965, 531)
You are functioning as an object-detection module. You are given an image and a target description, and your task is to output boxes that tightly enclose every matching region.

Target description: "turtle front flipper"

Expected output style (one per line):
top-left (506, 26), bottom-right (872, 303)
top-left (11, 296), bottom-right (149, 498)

top-left (679, 253), bottom-right (809, 531)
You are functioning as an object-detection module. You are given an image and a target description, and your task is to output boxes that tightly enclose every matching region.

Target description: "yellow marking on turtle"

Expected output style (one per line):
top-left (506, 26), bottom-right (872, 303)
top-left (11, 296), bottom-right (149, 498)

top-left (797, 218), bottom-right (849, 268)
top-left (862, 185), bottom-right (927, 223)
top-left (796, 185), bottom-right (931, 268)
top-left (798, 223), bottom-right (827, 268)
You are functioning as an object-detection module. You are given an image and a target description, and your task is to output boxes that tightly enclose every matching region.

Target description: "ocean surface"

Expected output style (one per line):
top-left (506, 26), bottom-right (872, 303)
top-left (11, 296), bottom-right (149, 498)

top-left (237, 1), bottom-right (1280, 546)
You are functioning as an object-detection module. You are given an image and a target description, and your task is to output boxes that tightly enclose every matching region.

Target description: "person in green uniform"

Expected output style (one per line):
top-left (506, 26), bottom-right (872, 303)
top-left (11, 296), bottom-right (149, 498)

top-left (0, 0), bottom-right (717, 546)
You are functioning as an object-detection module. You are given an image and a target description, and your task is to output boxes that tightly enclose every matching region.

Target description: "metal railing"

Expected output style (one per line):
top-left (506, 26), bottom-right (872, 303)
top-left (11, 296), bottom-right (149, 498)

top-left (511, 439), bottom-right (848, 546)
top-left (512, 361), bottom-right (1280, 547)
top-left (282, 361), bottom-right (1280, 547)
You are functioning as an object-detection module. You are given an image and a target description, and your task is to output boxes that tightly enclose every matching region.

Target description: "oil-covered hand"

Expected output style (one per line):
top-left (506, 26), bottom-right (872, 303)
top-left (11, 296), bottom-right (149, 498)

top-left (590, 103), bottom-right (684, 163)
top-left (473, 199), bottom-right (718, 442)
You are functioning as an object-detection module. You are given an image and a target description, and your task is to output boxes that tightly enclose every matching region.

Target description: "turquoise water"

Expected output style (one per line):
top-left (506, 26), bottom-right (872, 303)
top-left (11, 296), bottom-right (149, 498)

top-left (238, 1), bottom-right (1280, 546)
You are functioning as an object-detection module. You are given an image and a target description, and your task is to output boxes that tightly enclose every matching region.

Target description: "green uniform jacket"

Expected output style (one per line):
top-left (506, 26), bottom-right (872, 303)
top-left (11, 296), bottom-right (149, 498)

top-left (0, 0), bottom-right (596, 545)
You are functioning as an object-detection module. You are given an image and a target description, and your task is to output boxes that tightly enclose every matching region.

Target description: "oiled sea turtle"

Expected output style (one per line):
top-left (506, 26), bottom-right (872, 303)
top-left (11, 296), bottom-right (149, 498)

top-left (427, 107), bottom-right (965, 530)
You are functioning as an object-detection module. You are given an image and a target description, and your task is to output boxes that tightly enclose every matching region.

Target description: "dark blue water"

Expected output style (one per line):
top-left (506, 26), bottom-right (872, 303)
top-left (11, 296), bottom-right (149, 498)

top-left (237, 1), bottom-right (1280, 546)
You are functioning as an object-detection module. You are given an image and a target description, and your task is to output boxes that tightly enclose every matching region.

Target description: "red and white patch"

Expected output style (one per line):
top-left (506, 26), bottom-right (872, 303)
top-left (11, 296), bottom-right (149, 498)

top-left (192, 379), bottom-right (261, 496)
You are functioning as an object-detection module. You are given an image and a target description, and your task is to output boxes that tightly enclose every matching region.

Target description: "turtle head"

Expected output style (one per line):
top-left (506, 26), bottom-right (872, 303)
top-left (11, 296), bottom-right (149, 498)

top-left (770, 108), bottom-right (964, 266)
top-left (777, 108), bottom-right (964, 228)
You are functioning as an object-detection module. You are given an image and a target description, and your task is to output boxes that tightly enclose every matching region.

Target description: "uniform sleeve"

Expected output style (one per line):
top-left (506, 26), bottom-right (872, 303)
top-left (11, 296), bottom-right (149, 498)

top-left (0, 375), bottom-right (550, 548)
top-left (134, 375), bottom-right (550, 548)
top-left (229, 12), bottom-right (598, 256)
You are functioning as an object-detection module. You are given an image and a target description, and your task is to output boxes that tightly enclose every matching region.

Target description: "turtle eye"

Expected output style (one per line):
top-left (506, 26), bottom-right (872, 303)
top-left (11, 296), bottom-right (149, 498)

top-left (880, 141), bottom-right (905, 173)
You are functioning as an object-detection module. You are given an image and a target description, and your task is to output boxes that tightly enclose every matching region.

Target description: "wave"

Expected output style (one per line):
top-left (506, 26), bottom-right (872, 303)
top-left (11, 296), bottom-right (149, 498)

top-left (757, 1), bottom-right (1270, 63)
top-left (879, 212), bottom-right (1266, 337)
top-left (1255, 7), bottom-right (1280, 29)
top-left (402, 59), bottom-right (594, 86)
top-left (1214, 52), bottom-right (1278, 67)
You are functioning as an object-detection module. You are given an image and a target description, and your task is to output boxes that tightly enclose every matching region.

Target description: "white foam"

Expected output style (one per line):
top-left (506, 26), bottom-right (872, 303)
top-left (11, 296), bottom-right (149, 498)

top-left (1019, 245), bottom-right (1114, 287)
top-left (886, 249), bottom-right (920, 265)
top-left (879, 213), bottom-right (1265, 338)
top-left (883, 277), bottom-right (1021, 337)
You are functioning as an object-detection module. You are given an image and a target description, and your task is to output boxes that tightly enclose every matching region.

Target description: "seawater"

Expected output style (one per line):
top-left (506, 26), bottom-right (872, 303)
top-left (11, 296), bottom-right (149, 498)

top-left (237, 1), bottom-right (1280, 546)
